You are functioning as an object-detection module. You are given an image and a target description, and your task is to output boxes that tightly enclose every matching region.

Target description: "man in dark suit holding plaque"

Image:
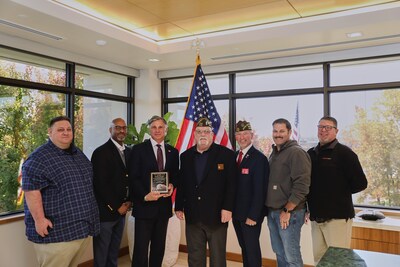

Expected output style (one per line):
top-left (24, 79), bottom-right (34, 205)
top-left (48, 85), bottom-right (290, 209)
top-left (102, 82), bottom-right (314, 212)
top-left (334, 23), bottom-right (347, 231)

top-left (175, 117), bottom-right (236, 267)
top-left (128, 115), bottom-right (179, 267)
top-left (92, 117), bottom-right (131, 267)
top-left (233, 120), bottom-right (269, 267)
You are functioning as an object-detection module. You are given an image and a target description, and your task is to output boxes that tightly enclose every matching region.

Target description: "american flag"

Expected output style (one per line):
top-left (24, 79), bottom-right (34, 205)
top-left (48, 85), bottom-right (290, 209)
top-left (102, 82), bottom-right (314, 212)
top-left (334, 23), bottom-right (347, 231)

top-left (175, 56), bottom-right (232, 153)
top-left (291, 102), bottom-right (300, 142)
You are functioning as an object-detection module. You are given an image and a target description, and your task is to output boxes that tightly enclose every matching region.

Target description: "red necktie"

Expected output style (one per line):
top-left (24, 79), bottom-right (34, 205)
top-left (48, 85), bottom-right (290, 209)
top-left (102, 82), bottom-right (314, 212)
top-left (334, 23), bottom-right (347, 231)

top-left (156, 144), bottom-right (164, 171)
top-left (237, 151), bottom-right (243, 166)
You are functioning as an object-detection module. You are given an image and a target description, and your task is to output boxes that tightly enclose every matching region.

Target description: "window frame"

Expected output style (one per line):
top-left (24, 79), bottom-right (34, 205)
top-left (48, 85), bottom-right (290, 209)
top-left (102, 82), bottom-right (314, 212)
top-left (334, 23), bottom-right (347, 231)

top-left (0, 45), bottom-right (135, 218)
top-left (162, 55), bottom-right (400, 211)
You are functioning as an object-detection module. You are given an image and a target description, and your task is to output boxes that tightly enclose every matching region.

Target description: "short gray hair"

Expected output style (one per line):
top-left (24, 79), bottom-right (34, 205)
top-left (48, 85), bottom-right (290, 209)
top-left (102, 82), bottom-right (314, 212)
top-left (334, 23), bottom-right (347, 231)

top-left (147, 115), bottom-right (167, 127)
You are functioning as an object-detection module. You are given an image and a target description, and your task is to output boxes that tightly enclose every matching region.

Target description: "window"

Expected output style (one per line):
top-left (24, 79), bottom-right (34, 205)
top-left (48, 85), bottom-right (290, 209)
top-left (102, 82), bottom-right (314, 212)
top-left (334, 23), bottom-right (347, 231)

top-left (75, 96), bottom-right (127, 159)
top-left (163, 56), bottom-right (400, 210)
top-left (75, 65), bottom-right (128, 96)
top-left (236, 95), bottom-right (323, 155)
top-left (330, 57), bottom-right (400, 86)
top-left (0, 86), bottom-right (65, 215)
top-left (331, 89), bottom-right (400, 208)
top-left (0, 47), bottom-right (133, 217)
top-left (0, 47), bottom-right (65, 86)
top-left (167, 74), bottom-right (229, 97)
top-left (236, 65), bottom-right (322, 93)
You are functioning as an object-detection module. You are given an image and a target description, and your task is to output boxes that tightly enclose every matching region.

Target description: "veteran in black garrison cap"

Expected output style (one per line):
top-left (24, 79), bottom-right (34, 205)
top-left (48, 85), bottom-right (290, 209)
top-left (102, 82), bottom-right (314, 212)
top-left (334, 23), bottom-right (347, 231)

top-left (235, 120), bottom-right (252, 132)
top-left (196, 117), bottom-right (213, 128)
top-left (175, 115), bottom-right (236, 267)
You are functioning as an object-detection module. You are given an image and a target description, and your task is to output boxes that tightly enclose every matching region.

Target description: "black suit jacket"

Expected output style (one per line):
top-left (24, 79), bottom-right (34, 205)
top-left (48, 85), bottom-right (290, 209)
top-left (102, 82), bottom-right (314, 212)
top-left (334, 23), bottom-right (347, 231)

top-left (175, 143), bottom-right (236, 226)
top-left (233, 145), bottom-right (269, 222)
top-left (92, 139), bottom-right (131, 222)
top-left (128, 139), bottom-right (179, 220)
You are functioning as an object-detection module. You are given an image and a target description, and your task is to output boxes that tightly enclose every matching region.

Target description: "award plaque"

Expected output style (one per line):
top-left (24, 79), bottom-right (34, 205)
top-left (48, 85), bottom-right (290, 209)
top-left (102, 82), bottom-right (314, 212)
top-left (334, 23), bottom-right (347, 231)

top-left (150, 172), bottom-right (169, 193)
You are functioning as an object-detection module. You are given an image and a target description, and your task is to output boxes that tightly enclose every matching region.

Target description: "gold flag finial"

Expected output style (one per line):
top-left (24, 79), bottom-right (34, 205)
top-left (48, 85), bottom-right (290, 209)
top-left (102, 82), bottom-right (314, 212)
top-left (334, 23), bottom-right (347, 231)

top-left (196, 54), bottom-right (201, 65)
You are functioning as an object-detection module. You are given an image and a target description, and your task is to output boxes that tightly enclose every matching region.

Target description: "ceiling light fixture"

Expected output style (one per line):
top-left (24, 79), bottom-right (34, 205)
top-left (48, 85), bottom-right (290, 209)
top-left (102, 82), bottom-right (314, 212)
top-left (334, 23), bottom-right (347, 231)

top-left (346, 32), bottom-right (363, 38)
top-left (95, 39), bottom-right (107, 46)
top-left (148, 58), bottom-right (160, 62)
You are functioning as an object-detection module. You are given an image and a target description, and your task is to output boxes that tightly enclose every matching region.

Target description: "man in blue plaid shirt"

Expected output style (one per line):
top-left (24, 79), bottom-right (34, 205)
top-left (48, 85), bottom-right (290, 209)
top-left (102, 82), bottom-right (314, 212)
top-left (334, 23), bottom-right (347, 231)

top-left (22, 116), bottom-right (100, 267)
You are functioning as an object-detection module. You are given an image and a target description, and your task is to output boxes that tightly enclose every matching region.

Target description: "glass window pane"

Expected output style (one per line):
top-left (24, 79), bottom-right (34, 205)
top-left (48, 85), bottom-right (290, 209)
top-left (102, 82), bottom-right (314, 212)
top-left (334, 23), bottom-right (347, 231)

top-left (0, 47), bottom-right (66, 86)
top-left (331, 89), bottom-right (400, 209)
top-left (236, 94), bottom-right (323, 156)
top-left (330, 57), bottom-right (400, 86)
top-left (168, 102), bottom-right (187, 125)
top-left (0, 86), bottom-right (65, 215)
top-left (168, 74), bottom-right (228, 97)
top-left (75, 66), bottom-right (128, 97)
top-left (74, 96), bottom-right (127, 159)
top-left (168, 78), bottom-right (192, 98)
top-left (236, 65), bottom-right (323, 93)
top-left (214, 100), bottom-right (230, 133)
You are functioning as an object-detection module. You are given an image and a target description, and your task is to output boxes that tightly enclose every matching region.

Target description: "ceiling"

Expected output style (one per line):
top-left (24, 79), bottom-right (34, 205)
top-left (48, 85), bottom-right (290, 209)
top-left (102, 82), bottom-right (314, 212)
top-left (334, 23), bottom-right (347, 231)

top-left (1, 0), bottom-right (400, 71)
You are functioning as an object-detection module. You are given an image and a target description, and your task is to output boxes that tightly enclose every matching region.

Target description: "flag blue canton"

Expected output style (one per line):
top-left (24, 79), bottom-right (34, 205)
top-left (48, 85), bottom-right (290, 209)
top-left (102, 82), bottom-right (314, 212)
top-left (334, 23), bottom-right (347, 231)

top-left (186, 65), bottom-right (222, 131)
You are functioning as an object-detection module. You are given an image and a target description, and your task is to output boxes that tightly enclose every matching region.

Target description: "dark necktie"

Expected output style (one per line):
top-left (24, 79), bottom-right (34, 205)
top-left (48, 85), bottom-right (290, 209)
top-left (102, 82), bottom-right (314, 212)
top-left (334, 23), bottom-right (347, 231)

top-left (119, 149), bottom-right (126, 166)
top-left (237, 150), bottom-right (243, 166)
top-left (156, 144), bottom-right (164, 171)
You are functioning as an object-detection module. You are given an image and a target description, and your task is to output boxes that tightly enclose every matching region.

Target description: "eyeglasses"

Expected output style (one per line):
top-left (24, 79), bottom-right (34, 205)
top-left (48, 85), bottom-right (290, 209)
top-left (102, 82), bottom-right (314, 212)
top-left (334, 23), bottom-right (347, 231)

top-left (195, 130), bottom-right (212, 135)
top-left (317, 125), bottom-right (337, 131)
top-left (113, 126), bottom-right (127, 131)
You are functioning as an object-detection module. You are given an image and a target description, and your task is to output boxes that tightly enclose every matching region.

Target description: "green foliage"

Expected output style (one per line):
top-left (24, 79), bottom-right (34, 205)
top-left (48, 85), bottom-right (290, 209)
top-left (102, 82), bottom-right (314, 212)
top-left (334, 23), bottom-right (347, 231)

top-left (342, 90), bottom-right (400, 208)
top-left (0, 62), bottom-right (66, 214)
top-left (125, 112), bottom-right (180, 146)
top-left (165, 112), bottom-right (180, 146)
top-left (126, 123), bottom-right (148, 145)
top-left (0, 148), bottom-right (21, 213)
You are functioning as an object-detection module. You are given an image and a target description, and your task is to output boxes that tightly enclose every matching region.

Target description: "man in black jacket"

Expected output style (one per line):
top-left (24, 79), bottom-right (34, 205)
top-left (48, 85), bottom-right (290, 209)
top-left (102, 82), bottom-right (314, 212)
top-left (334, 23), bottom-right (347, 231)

top-left (92, 118), bottom-right (131, 267)
top-left (129, 115), bottom-right (179, 267)
top-left (175, 117), bottom-right (236, 267)
top-left (307, 116), bottom-right (367, 264)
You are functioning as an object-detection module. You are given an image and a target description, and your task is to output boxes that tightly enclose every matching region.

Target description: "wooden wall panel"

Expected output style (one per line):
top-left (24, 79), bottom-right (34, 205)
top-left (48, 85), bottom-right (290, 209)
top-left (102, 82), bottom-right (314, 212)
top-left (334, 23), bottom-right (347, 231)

top-left (351, 227), bottom-right (400, 255)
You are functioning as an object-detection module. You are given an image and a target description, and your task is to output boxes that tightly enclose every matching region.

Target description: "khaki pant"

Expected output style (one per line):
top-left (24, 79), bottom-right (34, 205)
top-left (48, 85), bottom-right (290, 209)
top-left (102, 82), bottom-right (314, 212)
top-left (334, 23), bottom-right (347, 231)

top-left (311, 219), bottom-right (353, 265)
top-left (33, 237), bottom-right (91, 267)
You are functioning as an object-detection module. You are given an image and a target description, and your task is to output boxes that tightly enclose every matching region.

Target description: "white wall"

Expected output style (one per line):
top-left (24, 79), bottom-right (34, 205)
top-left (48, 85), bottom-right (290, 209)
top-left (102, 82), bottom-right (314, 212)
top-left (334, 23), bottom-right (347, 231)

top-left (0, 219), bottom-right (37, 267)
top-left (135, 68), bottom-right (162, 128)
top-left (0, 217), bottom-right (129, 267)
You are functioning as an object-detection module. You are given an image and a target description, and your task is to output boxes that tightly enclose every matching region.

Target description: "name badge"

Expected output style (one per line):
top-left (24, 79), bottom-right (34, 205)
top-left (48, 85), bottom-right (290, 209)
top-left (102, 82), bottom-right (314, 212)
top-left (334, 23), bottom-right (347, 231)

top-left (218, 164), bottom-right (224, 170)
top-left (242, 168), bottom-right (249, 174)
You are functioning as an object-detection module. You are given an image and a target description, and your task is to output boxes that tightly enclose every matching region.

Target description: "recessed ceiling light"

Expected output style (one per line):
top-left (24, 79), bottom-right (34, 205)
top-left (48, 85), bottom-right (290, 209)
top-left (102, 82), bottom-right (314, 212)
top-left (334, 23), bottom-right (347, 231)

top-left (95, 39), bottom-right (107, 46)
top-left (148, 58), bottom-right (160, 62)
top-left (346, 32), bottom-right (363, 38)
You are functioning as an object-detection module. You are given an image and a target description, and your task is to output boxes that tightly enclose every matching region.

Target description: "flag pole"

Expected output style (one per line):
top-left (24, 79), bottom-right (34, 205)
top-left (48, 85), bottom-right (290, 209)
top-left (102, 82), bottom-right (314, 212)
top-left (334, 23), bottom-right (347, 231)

top-left (175, 40), bottom-right (202, 148)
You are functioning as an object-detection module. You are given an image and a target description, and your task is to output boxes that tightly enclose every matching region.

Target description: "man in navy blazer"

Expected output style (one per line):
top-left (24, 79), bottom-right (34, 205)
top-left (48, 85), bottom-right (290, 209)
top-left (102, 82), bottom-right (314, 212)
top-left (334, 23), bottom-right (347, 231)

top-left (233, 120), bottom-right (269, 267)
top-left (92, 118), bottom-right (131, 267)
top-left (175, 117), bottom-right (236, 267)
top-left (128, 115), bottom-right (179, 267)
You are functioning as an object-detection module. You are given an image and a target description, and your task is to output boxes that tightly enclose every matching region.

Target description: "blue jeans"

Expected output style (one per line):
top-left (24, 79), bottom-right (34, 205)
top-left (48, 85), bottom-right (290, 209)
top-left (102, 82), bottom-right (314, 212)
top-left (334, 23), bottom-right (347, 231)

top-left (267, 208), bottom-right (305, 267)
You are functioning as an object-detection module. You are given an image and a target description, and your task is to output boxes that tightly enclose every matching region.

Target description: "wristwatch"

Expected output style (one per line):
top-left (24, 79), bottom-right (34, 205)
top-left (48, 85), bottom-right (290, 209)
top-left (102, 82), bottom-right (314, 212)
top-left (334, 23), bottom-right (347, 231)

top-left (282, 207), bottom-right (291, 213)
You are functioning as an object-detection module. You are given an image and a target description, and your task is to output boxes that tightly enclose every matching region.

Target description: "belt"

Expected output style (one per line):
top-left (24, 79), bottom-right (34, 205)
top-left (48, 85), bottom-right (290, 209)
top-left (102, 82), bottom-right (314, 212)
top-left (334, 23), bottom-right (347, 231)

top-left (311, 217), bottom-right (331, 223)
